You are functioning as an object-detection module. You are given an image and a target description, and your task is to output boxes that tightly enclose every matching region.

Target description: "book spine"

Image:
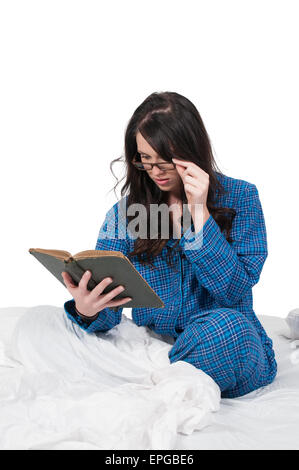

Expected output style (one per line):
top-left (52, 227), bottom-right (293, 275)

top-left (64, 259), bottom-right (97, 291)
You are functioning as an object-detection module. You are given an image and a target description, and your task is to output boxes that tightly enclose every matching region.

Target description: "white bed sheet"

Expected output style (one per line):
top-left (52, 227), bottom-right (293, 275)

top-left (0, 306), bottom-right (298, 450)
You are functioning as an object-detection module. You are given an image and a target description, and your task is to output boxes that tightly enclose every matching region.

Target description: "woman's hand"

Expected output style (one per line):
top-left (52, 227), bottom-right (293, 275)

top-left (172, 158), bottom-right (210, 232)
top-left (61, 271), bottom-right (132, 317)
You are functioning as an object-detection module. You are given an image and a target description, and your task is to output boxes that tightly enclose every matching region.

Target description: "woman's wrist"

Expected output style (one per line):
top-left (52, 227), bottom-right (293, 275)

top-left (74, 305), bottom-right (99, 322)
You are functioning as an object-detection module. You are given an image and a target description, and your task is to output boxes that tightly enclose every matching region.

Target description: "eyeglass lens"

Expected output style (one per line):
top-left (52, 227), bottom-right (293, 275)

top-left (134, 162), bottom-right (175, 170)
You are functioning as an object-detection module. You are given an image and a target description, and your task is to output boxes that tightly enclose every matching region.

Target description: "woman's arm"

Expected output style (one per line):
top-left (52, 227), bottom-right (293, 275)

top-left (64, 200), bottom-right (130, 332)
top-left (179, 183), bottom-right (268, 307)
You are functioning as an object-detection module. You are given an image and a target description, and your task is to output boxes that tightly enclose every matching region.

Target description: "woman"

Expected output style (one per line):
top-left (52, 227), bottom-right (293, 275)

top-left (62, 91), bottom-right (277, 398)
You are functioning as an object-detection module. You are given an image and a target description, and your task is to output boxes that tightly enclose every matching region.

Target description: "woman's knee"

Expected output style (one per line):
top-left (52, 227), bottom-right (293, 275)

top-left (194, 307), bottom-right (253, 331)
top-left (15, 305), bottom-right (66, 337)
top-left (168, 308), bottom-right (264, 384)
top-left (10, 306), bottom-right (85, 374)
top-left (11, 306), bottom-right (70, 360)
top-left (181, 307), bottom-right (259, 351)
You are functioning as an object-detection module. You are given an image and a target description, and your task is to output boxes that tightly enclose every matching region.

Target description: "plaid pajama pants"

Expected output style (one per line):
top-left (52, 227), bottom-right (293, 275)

top-left (168, 308), bottom-right (277, 398)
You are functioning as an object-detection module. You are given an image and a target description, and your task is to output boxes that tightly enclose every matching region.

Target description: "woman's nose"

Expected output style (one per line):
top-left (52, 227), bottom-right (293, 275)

top-left (151, 166), bottom-right (167, 177)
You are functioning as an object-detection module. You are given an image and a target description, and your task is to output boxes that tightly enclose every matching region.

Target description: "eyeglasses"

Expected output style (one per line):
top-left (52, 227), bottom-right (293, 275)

top-left (132, 153), bottom-right (176, 171)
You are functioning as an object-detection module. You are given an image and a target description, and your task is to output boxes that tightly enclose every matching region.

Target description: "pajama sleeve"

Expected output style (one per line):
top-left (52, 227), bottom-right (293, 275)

top-left (64, 201), bottom-right (129, 333)
top-left (179, 183), bottom-right (268, 307)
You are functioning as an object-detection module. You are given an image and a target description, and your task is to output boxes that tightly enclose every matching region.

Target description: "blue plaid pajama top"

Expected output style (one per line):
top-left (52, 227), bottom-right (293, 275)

top-left (64, 172), bottom-right (277, 398)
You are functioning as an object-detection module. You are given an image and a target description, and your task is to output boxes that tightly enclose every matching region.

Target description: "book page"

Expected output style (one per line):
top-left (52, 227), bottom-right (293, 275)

top-left (29, 248), bottom-right (71, 260)
top-left (73, 250), bottom-right (126, 260)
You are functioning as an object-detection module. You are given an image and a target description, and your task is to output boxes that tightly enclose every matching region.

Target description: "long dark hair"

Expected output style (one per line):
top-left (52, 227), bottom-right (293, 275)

top-left (109, 91), bottom-right (236, 271)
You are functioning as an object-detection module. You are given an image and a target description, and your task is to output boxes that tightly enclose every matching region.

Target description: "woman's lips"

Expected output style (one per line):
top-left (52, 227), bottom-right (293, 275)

top-left (155, 178), bottom-right (170, 185)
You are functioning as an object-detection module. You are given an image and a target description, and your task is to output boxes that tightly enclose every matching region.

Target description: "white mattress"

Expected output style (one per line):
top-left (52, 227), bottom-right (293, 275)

top-left (0, 306), bottom-right (298, 450)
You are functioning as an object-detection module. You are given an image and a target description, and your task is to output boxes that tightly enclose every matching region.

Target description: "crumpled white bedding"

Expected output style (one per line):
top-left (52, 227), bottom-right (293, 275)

top-left (0, 306), bottom-right (298, 450)
top-left (0, 305), bottom-right (220, 450)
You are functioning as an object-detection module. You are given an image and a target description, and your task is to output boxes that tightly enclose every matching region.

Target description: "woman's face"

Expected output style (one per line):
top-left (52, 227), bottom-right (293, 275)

top-left (136, 132), bottom-right (182, 196)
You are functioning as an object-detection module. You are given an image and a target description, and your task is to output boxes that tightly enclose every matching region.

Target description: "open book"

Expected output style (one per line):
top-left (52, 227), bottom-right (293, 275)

top-left (29, 248), bottom-right (164, 310)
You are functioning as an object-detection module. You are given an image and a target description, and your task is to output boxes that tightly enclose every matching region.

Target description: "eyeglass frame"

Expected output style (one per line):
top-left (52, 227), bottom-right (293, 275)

top-left (131, 152), bottom-right (177, 171)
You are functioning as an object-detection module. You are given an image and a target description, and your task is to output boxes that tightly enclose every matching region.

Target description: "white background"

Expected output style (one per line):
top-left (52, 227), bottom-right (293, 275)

top-left (0, 0), bottom-right (298, 318)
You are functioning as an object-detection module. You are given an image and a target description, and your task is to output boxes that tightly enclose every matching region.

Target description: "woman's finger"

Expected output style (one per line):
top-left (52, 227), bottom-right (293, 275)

top-left (101, 296), bottom-right (132, 309)
top-left (89, 277), bottom-right (114, 301)
top-left (78, 270), bottom-right (92, 292)
top-left (61, 271), bottom-right (77, 290)
top-left (172, 159), bottom-right (204, 178)
top-left (100, 284), bottom-right (126, 304)
top-left (184, 174), bottom-right (199, 188)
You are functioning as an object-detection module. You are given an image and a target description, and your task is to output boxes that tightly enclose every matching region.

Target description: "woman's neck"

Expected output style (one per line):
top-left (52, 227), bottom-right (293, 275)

top-left (164, 184), bottom-right (183, 203)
